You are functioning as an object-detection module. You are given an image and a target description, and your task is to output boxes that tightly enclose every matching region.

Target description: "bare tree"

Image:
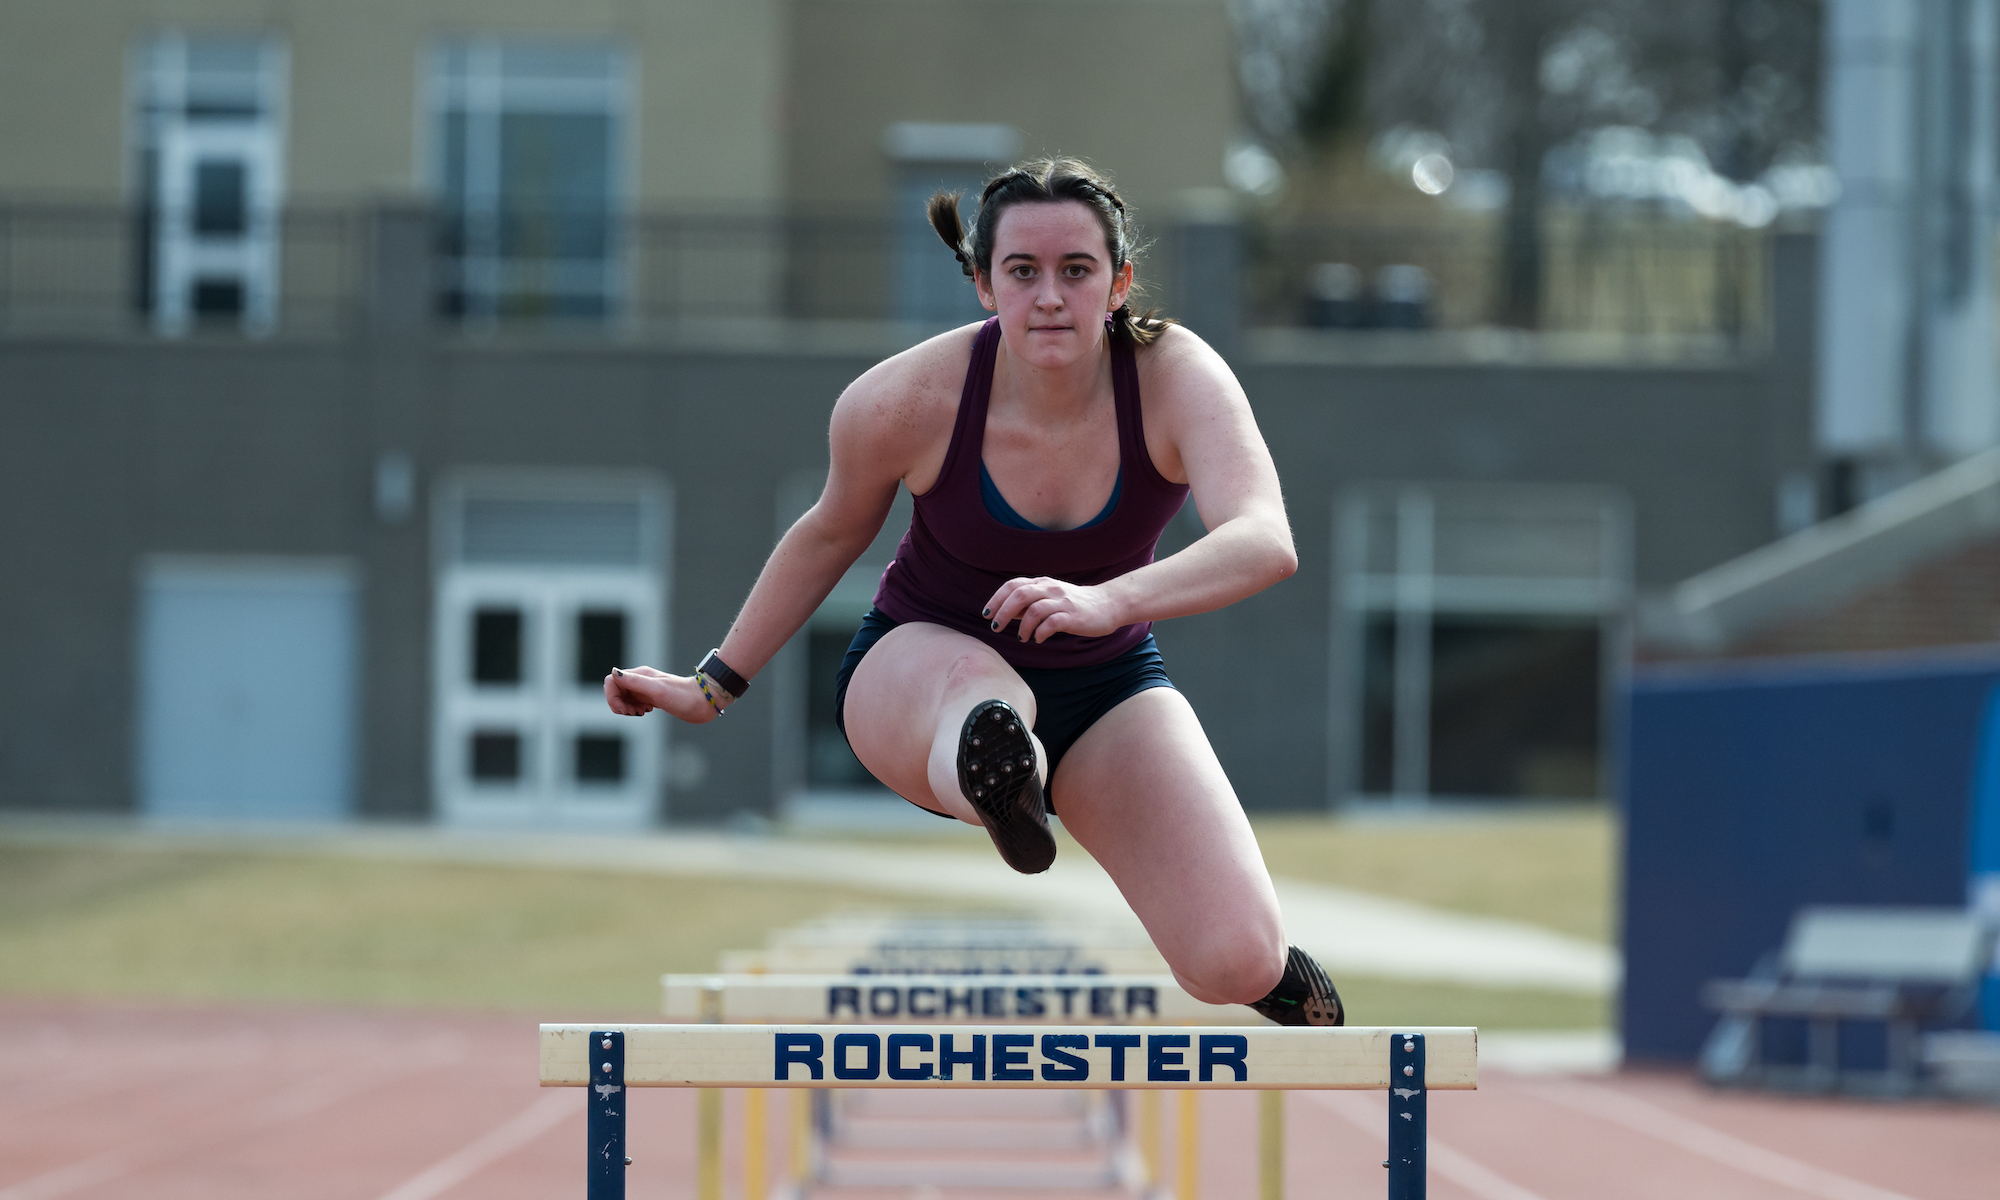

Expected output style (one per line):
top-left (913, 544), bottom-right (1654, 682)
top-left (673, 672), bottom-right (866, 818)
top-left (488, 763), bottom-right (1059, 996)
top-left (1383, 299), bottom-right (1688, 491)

top-left (1268, 0), bottom-right (1822, 326)
top-left (1230, 0), bottom-right (1346, 148)
top-left (1704, 0), bottom-right (1823, 182)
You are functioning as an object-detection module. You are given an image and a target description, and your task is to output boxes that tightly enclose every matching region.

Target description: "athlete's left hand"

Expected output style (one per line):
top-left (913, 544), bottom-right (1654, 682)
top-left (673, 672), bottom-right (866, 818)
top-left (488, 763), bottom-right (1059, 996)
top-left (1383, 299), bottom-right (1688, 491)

top-left (983, 577), bottom-right (1122, 643)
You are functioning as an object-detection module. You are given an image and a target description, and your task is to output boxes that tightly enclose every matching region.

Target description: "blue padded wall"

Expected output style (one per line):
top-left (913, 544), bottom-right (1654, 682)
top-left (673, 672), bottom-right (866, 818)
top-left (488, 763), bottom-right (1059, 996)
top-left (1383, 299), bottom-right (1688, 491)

top-left (1620, 650), bottom-right (2000, 1063)
top-left (1970, 690), bottom-right (2000, 1029)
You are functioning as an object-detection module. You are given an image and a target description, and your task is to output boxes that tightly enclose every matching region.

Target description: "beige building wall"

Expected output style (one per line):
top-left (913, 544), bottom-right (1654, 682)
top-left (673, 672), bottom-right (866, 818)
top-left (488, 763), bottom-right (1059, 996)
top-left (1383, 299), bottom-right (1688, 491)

top-left (0, 0), bottom-right (787, 205)
top-left (785, 0), bottom-right (1236, 219)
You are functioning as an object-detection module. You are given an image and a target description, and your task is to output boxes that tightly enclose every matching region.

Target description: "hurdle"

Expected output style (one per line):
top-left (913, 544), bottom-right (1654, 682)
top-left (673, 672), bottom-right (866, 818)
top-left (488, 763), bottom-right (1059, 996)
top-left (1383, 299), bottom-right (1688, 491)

top-left (670, 972), bottom-right (1270, 1194)
top-left (719, 916), bottom-right (1169, 976)
top-left (667, 972), bottom-right (1264, 1195)
top-left (663, 972), bottom-right (1266, 1024)
top-left (543, 1022), bottom-right (1476, 1199)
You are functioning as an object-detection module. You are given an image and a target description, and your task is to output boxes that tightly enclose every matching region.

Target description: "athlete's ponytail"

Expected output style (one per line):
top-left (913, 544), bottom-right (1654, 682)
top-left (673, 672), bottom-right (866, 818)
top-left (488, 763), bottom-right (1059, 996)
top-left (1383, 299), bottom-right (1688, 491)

top-left (926, 157), bottom-right (1175, 347)
top-left (928, 191), bottom-right (976, 279)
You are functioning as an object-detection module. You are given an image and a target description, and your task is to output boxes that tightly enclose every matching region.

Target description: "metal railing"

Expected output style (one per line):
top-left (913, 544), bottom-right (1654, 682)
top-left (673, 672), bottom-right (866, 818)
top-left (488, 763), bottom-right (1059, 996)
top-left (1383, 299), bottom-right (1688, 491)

top-left (434, 210), bottom-right (1005, 329)
top-left (1246, 212), bottom-right (1768, 345)
top-left (0, 201), bottom-right (360, 339)
top-left (0, 198), bottom-right (1770, 350)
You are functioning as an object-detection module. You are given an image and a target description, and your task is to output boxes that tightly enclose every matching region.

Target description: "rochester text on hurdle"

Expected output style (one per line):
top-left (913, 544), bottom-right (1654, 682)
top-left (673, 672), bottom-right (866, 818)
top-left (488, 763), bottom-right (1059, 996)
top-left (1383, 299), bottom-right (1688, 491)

top-left (824, 982), bottom-right (1162, 1020)
top-left (772, 1032), bottom-right (1252, 1083)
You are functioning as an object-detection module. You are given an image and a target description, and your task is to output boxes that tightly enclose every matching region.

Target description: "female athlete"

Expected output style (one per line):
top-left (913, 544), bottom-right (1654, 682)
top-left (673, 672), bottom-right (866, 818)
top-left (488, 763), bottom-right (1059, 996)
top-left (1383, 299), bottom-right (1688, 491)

top-left (605, 158), bottom-right (1342, 1025)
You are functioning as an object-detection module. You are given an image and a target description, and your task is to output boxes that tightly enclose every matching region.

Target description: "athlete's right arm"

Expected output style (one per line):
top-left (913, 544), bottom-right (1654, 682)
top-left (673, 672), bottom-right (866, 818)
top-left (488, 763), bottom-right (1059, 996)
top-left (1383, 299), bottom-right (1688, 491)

top-left (604, 350), bottom-right (942, 724)
top-left (709, 371), bottom-right (919, 676)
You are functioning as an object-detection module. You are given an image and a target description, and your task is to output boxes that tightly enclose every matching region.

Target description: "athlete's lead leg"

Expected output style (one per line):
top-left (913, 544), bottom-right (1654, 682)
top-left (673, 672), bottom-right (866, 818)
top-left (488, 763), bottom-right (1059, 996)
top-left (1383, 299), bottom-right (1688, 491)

top-left (843, 623), bottom-right (1054, 870)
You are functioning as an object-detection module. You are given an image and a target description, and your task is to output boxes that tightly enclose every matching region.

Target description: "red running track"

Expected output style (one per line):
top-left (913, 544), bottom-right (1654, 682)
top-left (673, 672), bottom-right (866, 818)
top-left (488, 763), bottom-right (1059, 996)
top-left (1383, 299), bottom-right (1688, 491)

top-left (0, 1001), bottom-right (1992, 1200)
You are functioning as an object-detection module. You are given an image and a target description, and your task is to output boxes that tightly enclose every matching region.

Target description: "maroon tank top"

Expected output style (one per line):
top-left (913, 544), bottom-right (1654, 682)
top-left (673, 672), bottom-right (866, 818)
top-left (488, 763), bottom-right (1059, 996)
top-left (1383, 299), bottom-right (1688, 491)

top-left (872, 317), bottom-right (1191, 669)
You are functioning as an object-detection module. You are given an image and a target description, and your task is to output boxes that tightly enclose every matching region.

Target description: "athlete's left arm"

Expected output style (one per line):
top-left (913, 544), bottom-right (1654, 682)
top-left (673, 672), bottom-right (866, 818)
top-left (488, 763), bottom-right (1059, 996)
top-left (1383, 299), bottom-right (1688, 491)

top-left (988, 327), bottom-right (1297, 643)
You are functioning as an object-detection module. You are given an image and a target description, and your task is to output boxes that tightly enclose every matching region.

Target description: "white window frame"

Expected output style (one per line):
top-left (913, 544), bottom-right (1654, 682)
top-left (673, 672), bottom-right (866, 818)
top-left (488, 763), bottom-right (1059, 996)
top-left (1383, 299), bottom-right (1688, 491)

top-left (424, 40), bottom-right (631, 324)
top-left (132, 34), bottom-right (289, 336)
top-left (882, 122), bottom-right (1019, 326)
top-left (1330, 482), bottom-right (1632, 808)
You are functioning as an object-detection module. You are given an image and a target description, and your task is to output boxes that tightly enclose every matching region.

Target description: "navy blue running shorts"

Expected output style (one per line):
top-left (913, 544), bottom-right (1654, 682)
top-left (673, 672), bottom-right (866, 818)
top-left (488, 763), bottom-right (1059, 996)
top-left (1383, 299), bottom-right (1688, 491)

top-left (832, 608), bottom-right (1176, 816)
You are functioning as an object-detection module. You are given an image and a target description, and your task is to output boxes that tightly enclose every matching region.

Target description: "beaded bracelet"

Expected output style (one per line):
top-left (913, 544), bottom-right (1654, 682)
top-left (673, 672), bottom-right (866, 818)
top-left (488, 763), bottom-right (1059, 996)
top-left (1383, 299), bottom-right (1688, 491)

top-left (695, 670), bottom-right (729, 717)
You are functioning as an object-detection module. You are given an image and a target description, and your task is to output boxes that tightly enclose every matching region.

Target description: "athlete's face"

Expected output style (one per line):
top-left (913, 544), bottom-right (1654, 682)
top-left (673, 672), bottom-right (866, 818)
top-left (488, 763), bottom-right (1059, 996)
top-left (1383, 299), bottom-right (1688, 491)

top-left (976, 200), bottom-right (1133, 368)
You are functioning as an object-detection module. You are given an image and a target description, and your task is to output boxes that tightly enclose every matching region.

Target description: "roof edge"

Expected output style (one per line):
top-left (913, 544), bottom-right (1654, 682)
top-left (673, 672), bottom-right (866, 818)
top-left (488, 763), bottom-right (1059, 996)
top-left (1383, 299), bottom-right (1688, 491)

top-left (1644, 446), bottom-right (2000, 651)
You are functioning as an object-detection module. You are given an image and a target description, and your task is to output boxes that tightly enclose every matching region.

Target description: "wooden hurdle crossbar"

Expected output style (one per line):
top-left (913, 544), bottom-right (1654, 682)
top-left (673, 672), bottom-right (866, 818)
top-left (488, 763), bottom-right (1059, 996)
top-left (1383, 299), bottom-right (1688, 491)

top-left (543, 1023), bottom-right (1476, 1199)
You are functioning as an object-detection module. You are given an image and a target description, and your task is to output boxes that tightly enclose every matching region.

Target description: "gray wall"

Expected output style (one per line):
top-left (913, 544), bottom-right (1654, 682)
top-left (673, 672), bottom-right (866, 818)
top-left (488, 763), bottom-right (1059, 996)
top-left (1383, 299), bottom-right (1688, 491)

top-left (1184, 354), bottom-right (1810, 810)
top-left (0, 239), bottom-right (1815, 820)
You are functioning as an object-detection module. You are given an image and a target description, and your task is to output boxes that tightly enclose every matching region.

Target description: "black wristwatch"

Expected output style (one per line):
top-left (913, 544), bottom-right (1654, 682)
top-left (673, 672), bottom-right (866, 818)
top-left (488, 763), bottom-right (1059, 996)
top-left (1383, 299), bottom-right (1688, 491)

top-left (697, 649), bottom-right (751, 699)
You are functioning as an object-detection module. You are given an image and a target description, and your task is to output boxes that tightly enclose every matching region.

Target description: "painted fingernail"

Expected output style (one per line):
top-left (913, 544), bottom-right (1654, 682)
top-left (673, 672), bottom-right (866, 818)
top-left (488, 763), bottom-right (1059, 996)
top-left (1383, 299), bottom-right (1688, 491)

top-left (613, 667), bottom-right (624, 676)
top-left (982, 607), bottom-right (991, 617)
top-left (990, 620), bottom-right (1000, 630)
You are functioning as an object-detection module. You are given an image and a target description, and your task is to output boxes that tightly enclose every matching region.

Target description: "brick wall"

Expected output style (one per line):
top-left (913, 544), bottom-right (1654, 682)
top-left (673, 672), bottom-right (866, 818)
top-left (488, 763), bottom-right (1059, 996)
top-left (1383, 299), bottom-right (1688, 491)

top-left (1654, 535), bottom-right (2000, 662)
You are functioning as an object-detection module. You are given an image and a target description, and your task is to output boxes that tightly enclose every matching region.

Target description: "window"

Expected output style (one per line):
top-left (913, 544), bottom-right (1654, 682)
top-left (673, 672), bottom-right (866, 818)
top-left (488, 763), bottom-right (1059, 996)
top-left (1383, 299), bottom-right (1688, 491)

top-left (883, 123), bottom-right (1018, 324)
top-left (470, 730), bottom-right (523, 782)
top-left (430, 43), bottom-right (626, 321)
top-left (1336, 483), bottom-right (1629, 804)
top-left (472, 608), bottom-right (524, 684)
top-left (574, 733), bottom-right (625, 783)
top-left (132, 36), bottom-right (287, 334)
top-left (574, 610), bottom-right (626, 685)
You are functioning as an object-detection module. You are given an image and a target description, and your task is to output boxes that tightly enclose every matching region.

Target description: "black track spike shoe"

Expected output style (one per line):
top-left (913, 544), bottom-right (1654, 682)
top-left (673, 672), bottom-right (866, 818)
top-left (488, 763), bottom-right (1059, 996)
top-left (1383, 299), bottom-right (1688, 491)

top-left (957, 698), bottom-right (1055, 875)
top-left (1249, 945), bottom-right (1345, 1027)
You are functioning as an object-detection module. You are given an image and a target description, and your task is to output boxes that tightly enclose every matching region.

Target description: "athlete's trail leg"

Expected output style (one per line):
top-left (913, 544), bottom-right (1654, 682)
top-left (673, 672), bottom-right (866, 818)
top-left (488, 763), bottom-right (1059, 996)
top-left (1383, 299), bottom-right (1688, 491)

top-left (1050, 687), bottom-right (1287, 1005)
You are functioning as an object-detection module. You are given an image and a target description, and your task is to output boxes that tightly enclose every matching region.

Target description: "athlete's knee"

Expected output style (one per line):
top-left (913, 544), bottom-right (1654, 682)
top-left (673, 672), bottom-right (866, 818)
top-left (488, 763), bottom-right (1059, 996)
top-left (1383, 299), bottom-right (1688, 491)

top-left (938, 647), bottom-right (1004, 696)
top-left (1173, 922), bottom-right (1286, 1006)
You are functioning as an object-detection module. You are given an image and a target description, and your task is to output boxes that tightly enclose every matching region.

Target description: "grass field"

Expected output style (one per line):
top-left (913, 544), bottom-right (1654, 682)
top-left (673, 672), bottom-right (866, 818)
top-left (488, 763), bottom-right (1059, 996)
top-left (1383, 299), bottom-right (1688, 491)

top-left (1251, 809), bottom-right (1618, 944)
top-left (0, 843), bottom-right (976, 1016)
top-left (816, 807), bottom-right (1619, 943)
top-left (0, 810), bottom-right (1615, 1028)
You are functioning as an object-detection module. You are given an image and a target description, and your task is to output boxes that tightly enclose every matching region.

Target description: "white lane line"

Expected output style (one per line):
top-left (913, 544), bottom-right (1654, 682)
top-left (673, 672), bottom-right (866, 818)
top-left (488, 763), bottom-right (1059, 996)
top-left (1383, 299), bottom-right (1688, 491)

top-left (1306, 1091), bottom-right (1555, 1200)
top-left (373, 1092), bottom-right (577, 1200)
top-left (1526, 1081), bottom-right (1923, 1200)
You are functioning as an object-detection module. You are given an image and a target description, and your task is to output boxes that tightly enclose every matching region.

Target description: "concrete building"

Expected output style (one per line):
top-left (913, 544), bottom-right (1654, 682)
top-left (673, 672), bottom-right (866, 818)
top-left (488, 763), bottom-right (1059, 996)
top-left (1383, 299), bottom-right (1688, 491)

top-left (0, 1), bottom-right (1817, 828)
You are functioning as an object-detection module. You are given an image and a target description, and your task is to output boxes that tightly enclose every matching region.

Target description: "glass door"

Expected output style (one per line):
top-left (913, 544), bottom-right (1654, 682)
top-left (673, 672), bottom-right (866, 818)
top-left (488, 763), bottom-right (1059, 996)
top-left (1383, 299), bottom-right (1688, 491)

top-left (433, 565), bottom-right (661, 828)
top-left (155, 121), bottom-right (283, 333)
top-left (136, 37), bottom-right (286, 335)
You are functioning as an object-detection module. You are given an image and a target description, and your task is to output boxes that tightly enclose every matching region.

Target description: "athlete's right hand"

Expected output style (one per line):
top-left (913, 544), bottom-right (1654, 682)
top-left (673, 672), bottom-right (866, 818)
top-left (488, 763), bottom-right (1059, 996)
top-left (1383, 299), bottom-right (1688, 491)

top-left (604, 667), bottom-right (720, 724)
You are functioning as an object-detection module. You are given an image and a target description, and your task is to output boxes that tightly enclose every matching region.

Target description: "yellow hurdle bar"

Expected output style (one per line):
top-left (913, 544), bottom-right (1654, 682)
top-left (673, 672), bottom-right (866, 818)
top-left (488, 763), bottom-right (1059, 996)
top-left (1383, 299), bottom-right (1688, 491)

top-left (1177, 1090), bottom-right (1200, 1200)
top-left (695, 1088), bottom-right (721, 1200)
top-left (542, 1024), bottom-right (1477, 1091)
top-left (1259, 1090), bottom-right (1285, 1200)
top-left (742, 1088), bottom-right (766, 1200)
